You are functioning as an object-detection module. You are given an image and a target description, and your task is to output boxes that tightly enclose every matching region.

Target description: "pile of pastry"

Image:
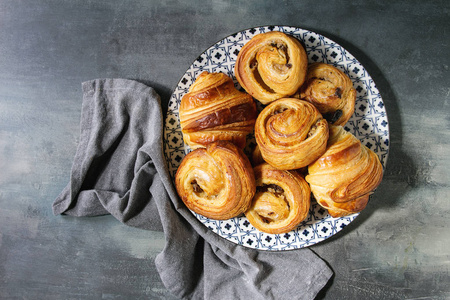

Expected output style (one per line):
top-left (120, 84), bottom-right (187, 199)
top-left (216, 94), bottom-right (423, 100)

top-left (174, 31), bottom-right (383, 235)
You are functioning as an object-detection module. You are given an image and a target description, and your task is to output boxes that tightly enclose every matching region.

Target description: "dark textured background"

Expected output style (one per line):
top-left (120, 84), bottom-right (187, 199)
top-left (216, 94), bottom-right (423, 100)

top-left (1, 1), bottom-right (449, 299)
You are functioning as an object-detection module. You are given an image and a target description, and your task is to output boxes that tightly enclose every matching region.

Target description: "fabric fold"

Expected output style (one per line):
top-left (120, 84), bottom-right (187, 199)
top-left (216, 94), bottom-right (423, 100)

top-left (53, 78), bottom-right (333, 300)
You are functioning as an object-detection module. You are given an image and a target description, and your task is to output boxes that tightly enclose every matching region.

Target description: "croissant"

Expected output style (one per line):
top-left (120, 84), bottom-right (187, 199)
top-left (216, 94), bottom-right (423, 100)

top-left (254, 98), bottom-right (329, 170)
top-left (179, 71), bottom-right (257, 149)
top-left (235, 31), bottom-right (308, 105)
top-left (245, 163), bottom-right (310, 234)
top-left (175, 140), bottom-right (256, 220)
top-left (298, 63), bottom-right (356, 126)
top-left (305, 125), bottom-right (383, 218)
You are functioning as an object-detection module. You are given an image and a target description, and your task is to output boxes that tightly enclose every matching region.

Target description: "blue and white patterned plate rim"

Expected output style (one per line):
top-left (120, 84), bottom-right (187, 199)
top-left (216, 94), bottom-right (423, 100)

top-left (163, 25), bottom-right (389, 251)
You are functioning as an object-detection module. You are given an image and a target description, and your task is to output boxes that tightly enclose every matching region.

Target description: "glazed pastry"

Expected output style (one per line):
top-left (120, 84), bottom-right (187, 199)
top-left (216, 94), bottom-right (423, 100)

top-left (235, 31), bottom-right (308, 104)
top-left (179, 71), bottom-right (257, 149)
top-left (305, 125), bottom-right (383, 218)
top-left (245, 163), bottom-right (310, 234)
top-left (254, 98), bottom-right (329, 170)
top-left (298, 62), bottom-right (356, 126)
top-left (175, 140), bottom-right (256, 220)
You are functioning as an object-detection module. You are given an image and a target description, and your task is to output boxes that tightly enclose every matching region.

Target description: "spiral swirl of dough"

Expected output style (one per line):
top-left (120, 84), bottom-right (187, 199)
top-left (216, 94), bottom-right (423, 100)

top-left (175, 141), bottom-right (256, 220)
top-left (180, 71), bottom-right (257, 149)
top-left (245, 163), bottom-right (310, 234)
top-left (254, 98), bottom-right (329, 170)
top-left (306, 125), bottom-right (383, 217)
top-left (235, 31), bottom-right (308, 104)
top-left (299, 63), bottom-right (356, 126)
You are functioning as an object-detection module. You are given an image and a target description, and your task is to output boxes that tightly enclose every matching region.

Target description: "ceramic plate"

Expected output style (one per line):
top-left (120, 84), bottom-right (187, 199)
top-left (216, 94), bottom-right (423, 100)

top-left (163, 25), bottom-right (389, 251)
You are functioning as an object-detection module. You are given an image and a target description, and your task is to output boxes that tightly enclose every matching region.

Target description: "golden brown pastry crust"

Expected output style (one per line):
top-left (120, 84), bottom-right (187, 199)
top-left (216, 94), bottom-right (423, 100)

top-left (306, 125), bottom-right (383, 217)
top-left (179, 71), bottom-right (257, 149)
top-left (254, 98), bottom-right (329, 170)
top-left (298, 62), bottom-right (356, 126)
top-left (235, 31), bottom-right (308, 104)
top-left (245, 163), bottom-right (310, 234)
top-left (175, 140), bottom-right (256, 220)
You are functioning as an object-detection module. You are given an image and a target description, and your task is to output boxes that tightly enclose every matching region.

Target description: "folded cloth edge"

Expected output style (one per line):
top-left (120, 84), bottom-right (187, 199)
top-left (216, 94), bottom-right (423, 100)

top-left (52, 78), bottom-right (333, 300)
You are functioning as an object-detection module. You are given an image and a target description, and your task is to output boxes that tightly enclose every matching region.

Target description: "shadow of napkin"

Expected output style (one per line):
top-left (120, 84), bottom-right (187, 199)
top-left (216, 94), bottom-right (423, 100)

top-left (53, 79), bottom-right (332, 300)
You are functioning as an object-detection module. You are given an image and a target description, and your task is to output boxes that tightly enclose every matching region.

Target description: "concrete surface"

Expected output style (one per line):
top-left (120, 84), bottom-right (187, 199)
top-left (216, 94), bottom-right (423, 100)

top-left (1, 1), bottom-right (449, 299)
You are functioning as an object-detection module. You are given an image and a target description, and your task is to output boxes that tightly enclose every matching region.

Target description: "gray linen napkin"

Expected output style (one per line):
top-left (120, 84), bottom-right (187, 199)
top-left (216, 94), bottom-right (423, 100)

top-left (53, 78), bottom-right (333, 300)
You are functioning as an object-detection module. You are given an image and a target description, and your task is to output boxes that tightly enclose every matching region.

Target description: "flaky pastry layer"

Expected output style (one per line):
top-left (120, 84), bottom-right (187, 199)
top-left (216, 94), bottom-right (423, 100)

top-left (245, 163), bottom-right (310, 234)
top-left (298, 62), bottom-right (356, 126)
top-left (175, 141), bottom-right (256, 220)
top-left (306, 125), bottom-right (383, 217)
top-left (180, 71), bottom-right (257, 149)
top-left (255, 98), bottom-right (329, 170)
top-left (235, 31), bottom-right (308, 104)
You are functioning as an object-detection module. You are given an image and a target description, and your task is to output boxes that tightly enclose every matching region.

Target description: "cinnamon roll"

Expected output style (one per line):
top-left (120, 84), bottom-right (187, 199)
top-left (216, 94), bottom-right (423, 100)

top-left (254, 98), bottom-right (329, 170)
top-left (298, 63), bottom-right (356, 126)
top-left (179, 71), bottom-right (257, 149)
top-left (235, 31), bottom-right (308, 104)
top-left (245, 163), bottom-right (310, 234)
top-left (305, 125), bottom-right (383, 218)
top-left (175, 140), bottom-right (256, 220)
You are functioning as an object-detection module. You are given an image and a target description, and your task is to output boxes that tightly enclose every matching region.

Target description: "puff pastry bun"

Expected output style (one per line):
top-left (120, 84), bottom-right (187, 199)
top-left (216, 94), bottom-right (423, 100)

top-left (235, 31), bottom-right (308, 104)
top-left (175, 141), bottom-right (256, 220)
top-left (298, 63), bottom-right (356, 126)
top-left (245, 163), bottom-right (310, 234)
top-left (179, 71), bottom-right (257, 149)
top-left (254, 98), bottom-right (329, 170)
top-left (306, 126), bottom-right (383, 217)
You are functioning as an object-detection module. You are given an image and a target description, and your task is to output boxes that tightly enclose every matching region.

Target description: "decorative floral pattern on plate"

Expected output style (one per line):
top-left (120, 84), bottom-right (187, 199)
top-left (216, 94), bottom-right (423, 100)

top-left (163, 26), bottom-right (389, 251)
